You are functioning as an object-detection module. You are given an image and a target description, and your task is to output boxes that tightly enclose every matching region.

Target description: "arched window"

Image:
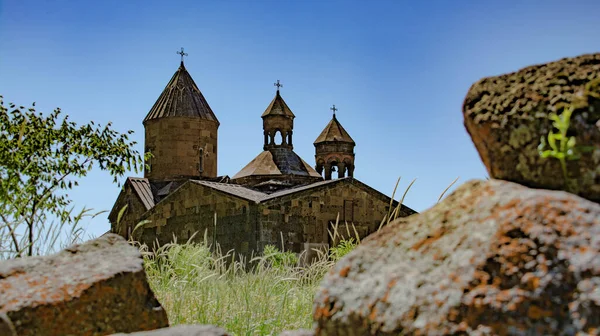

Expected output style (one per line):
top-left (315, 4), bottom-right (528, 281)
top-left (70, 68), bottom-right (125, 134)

top-left (275, 130), bottom-right (283, 145)
top-left (199, 148), bottom-right (204, 173)
top-left (330, 161), bottom-right (339, 179)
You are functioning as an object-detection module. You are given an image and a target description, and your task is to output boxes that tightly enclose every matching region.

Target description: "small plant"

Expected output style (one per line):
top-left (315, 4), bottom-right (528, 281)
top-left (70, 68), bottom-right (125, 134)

top-left (329, 238), bottom-right (358, 262)
top-left (262, 244), bottom-right (298, 269)
top-left (538, 105), bottom-right (593, 192)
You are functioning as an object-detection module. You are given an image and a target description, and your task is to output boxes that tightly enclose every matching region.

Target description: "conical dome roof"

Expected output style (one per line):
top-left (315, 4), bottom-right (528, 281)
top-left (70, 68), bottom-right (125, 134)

top-left (314, 115), bottom-right (355, 144)
top-left (261, 90), bottom-right (295, 118)
top-left (143, 62), bottom-right (219, 124)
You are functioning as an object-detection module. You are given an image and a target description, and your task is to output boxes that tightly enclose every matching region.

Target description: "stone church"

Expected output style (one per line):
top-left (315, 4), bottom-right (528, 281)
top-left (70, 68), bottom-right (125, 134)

top-left (108, 56), bottom-right (416, 257)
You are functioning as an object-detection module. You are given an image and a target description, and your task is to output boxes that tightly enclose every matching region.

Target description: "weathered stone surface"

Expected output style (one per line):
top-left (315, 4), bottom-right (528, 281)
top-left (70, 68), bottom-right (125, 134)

top-left (313, 179), bottom-right (600, 335)
top-left (279, 329), bottom-right (315, 336)
top-left (463, 53), bottom-right (600, 203)
top-left (110, 325), bottom-right (229, 336)
top-left (0, 234), bottom-right (168, 336)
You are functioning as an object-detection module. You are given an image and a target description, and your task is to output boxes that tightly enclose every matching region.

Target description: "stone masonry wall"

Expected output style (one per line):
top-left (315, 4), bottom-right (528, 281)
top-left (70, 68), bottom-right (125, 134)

top-left (144, 117), bottom-right (218, 180)
top-left (135, 182), bottom-right (256, 255)
top-left (257, 180), bottom-right (399, 253)
top-left (109, 185), bottom-right (148, 240)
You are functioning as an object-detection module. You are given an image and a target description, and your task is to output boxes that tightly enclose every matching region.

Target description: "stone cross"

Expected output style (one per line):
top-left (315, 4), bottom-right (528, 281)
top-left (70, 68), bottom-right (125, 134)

top-left (330, 104), bottom-right (338, 117)
top-left (177, 47), bottom-right (188, 63)
top-left (274, 80), bottom-right (283, 91)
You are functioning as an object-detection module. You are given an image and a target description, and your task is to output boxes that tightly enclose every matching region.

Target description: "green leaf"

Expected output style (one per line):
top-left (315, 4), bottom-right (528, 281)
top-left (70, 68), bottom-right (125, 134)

top-left (116, 204), bottom-right (128, 225)
top-left (547, 133), bottom-right (557, 150)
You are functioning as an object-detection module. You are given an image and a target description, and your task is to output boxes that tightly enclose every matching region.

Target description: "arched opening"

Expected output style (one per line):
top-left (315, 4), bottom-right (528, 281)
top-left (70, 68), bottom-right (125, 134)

top-left (199, 148), bottom-right (204, 173)
top-left (275, 130), bottom-right (283, 145)
top-left (330, 161), bottom-right (339, 179)
top-left (344, 160), bottom-right (354, 178)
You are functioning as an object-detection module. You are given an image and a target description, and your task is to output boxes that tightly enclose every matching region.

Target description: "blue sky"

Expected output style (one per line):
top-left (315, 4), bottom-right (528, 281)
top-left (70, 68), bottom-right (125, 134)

top-left (1, 0), bottom-right (599, 239)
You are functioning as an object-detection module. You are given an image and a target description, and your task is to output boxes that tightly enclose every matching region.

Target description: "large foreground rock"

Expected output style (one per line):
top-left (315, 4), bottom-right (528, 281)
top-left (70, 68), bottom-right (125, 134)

top-left (463, 53), bottom-right (600, 203)
top-left (0, 234), bottom-right (168, 336)
top-left (313, 179), bottom-right (600, 335)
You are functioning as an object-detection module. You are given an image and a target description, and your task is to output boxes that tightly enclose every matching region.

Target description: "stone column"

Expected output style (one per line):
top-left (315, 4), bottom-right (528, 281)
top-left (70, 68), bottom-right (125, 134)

top-left (263, 131), bottom-right (269, 149)
top-left (324, 165), bottom-right (332, 180)
top-left (316, 164), bottom-right (323, 175)
top-left (348, 164), bottom-right (355, 178)
top-left (338, 162), bottom-right (346, 178)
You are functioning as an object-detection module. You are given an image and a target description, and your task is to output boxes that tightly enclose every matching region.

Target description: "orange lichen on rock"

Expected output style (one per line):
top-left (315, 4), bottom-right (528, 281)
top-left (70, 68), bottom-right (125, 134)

top-left (0, 234), bottom-right (168, 336)
top-left (313, 179), bottom-right (600, 335)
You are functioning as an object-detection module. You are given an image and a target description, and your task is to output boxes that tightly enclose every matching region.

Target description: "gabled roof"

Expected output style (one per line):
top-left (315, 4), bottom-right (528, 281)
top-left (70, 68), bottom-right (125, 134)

top-left (259, 177), bottom-right (418, 215)
top-left (127, 177), bottom-right (156, 210)
top-left (314, 115), bottom-right (355, 144)
top-left (232, 148), bottom-right (322, 180)
top-left (261, 90), bottom-right (295, 118)
top-left (143, 62), bottom-right (219, 124)
top-left (123, 177), bottom-right (416, 219)
top-left (187, 177), bottom-right (417, 215)
top-left (261, 178), bottom-right (340, 201)
top-left (190, 180), bottom-right (266, 203)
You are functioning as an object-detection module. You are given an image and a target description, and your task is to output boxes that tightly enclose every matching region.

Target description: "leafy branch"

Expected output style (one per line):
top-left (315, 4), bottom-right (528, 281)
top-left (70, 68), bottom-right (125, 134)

top-left (0, 95), bottom-right (144, 257)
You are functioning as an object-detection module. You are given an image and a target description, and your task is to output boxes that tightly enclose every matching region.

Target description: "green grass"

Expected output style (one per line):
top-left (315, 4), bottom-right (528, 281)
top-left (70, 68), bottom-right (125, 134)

top-left (141, 239), bottom-right (331, 335)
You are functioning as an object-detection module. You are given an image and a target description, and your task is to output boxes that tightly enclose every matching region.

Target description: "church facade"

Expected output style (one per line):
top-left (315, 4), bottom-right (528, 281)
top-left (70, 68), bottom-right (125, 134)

top-left (108, 57), bottom-right (416, 257)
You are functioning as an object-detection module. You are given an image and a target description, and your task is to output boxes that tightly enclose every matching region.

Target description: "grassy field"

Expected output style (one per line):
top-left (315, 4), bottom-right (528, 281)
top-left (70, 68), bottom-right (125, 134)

top-left (142, 240), bottom-right (334, 335)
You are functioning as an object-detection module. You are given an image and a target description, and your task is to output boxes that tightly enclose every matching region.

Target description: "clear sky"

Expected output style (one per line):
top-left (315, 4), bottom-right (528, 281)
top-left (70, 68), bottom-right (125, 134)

top-left (1, 0), bottom-right (599, 239)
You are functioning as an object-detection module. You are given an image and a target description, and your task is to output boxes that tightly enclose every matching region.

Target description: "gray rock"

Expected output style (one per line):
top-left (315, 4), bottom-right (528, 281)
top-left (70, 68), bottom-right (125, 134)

top-left (279, 329), bottom-right (315, 336)
top-left (110, 325), bottom-right (230, 336)
top-left (0, 234), bottom-right (168, 336)
top-left (313, 179), bottom-right (600, 335)
top-left (463, 52), bottom-right (600, 203)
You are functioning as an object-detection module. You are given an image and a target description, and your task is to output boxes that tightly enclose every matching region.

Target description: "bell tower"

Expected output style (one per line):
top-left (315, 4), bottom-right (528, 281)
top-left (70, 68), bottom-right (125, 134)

top-left (262, 80), bottom-right (295, 150)
top-left (314, 105), bottom-right (355, 180)
top-left (143, 48), bottom-right (219, 181)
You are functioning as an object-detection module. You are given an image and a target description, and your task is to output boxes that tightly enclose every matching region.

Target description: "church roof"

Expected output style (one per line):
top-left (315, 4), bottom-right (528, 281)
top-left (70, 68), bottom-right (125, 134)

top-left (187, 177), bottom-right (418, 215)
top-left (232, 148), bottom-right (321, 180)
top-left (191, 180), bottom-right (266, 202)
top-left (314, 115), bottom-right (355, 144)
top-left (143, 62), bottom-right (219, 124)
top-left (261, 91), bottom-right (295, 118)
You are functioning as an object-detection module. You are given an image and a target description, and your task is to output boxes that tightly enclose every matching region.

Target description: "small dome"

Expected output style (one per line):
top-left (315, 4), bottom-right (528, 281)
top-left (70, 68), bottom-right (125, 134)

top-left (314, 115), bottom-right (355, 144)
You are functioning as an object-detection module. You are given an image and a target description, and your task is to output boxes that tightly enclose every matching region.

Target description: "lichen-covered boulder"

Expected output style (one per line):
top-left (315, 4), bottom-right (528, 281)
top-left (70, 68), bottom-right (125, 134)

top-left (463, 53), bottom-right (600, 203)
top-left (0, 234), bottom-right (168, 336)
top-left (110, 325), bottom-right (229, 336)
top-left (313, 179), bottom-right (600, 335)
